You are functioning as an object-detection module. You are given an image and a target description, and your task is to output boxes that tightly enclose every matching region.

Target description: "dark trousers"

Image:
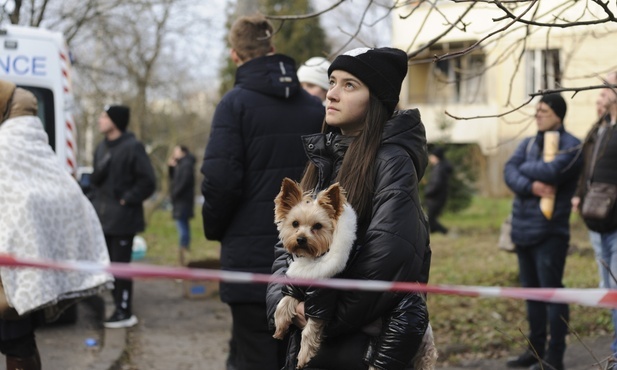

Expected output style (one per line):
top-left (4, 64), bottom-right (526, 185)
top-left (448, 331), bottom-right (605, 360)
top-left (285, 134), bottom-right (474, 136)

top-left (227, 303), bottom-right (287, 370)
top-left (105, 234), bottom-right (135, 314)
top-left (427, 201), bottom-right (448, 234)
top-left (516, 235), bottom-right (569, 360)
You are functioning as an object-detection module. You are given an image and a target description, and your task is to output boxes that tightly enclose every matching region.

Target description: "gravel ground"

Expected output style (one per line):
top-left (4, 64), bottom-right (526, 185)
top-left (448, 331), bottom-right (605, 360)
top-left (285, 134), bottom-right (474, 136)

top-left (109, 278), bottom-right (614, 370)
top-left (119, 279), bottom-right (231, 370)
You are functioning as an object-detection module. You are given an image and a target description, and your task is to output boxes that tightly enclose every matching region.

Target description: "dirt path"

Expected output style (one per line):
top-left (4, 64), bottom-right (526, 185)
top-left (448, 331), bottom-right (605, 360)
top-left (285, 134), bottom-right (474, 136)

top-left (119, 279), bottom-right (614, 370)
top-left (121, 279), bottom-right (231, 370)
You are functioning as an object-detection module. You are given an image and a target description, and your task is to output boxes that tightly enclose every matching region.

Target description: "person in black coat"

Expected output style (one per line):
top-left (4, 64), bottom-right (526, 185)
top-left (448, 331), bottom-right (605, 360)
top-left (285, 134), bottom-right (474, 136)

top-left (199, 14), bottom-right (324, 370)
top-left (91, 104), bottom-right (156, 329)
top-left (504, 93), bottom-right (582, 370)
top-left (424, 146), bottom-right (452, 234)
top-left (168, 145), bottom-right (195, 266)
top-left (266, 47), bottom-right (433, 370)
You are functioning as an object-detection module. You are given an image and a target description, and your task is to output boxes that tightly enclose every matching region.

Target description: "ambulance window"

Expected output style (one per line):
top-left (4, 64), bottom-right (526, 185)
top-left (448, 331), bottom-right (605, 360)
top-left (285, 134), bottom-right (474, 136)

top-left (18, 86), bottom-right (56, 151)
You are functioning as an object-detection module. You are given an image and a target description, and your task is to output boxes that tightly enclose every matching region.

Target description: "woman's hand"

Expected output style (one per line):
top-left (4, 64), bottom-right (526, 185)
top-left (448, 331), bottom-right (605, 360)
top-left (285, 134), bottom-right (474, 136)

top-left (292, 302), bottom-right (307, 329)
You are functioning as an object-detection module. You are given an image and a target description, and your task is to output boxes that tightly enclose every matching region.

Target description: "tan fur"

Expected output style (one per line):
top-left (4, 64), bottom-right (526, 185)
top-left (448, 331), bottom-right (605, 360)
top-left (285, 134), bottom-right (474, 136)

top-left (273, 296), bottom-right (299, 340)
top-left (273, 178), bottom-right (351, 368)
top-left (296, 318), bottom-right (325, 368)
top-left (274, 179), bottom-right (346, 258)
top-left (412, 324), bottom-right (438, 370)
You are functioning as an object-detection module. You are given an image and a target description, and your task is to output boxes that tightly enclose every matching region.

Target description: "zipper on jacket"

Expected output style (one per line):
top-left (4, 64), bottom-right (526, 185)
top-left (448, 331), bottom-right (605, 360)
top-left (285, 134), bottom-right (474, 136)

top-left (326, 132), bottom-right (333, 147)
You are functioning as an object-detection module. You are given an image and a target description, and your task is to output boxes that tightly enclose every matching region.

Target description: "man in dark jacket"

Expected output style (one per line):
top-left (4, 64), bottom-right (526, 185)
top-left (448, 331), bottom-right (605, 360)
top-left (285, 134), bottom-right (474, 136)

top-left (168, 145), bottom-right (196, 266)
top-left (91, 105), bottom-right (156, 329)
top-left (504, 94), bottom-right (582, 370)
top-left (424, 146), bottom-right (452, 234)
top-left (200, 14), bottom-right (324, 370)
top-left (572, 71), bottom-right (617, 367)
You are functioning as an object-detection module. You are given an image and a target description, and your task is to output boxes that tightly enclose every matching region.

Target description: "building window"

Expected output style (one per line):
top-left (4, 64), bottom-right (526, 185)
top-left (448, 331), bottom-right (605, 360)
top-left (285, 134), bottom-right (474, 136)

top-left (525, 49), bottom-right (561, 95)
top-left (407, 42), bottom-right (487, 105)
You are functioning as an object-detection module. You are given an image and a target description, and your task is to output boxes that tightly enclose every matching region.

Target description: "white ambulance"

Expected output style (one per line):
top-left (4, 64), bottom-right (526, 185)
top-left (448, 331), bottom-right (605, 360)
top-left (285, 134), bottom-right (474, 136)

top-left (0, 24), bottom-right (78, 176)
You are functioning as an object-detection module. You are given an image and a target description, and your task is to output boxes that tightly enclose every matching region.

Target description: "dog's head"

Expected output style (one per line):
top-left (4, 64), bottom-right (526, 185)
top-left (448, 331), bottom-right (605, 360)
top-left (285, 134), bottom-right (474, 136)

top-left (274, 178), bottom-right (347, 258)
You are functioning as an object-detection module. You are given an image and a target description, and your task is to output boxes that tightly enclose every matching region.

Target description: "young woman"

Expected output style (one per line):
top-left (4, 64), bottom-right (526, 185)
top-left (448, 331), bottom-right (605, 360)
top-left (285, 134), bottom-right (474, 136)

top-left (266, 47), bottom-right (433, 370)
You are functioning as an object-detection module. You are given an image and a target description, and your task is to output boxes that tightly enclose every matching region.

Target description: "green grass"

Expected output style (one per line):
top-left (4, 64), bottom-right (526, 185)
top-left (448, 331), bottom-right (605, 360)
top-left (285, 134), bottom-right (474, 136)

top-left (140, 210), bottom-right (220, 266)
top-left (433, 196), bottom-right (611, 362)
top-left (140, 197), bottom-right (611, 363)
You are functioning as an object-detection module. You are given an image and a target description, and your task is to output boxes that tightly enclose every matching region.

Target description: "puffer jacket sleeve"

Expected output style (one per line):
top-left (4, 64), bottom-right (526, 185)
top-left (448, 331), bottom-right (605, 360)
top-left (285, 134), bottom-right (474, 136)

top-left (517, 134), bottom-right (582, 185)
top-left (121, 141), bottom-right (156, 205)
top-left (309, 144), bottom-right (429, 336)
top-left (200, 96), bottom-right (245, 241)
top-left (365, 293), bottom-right (429, 370)
top-left (504, 138), bottom-right (534, 196)
top-left (267, 241), bottom-right (292, 330)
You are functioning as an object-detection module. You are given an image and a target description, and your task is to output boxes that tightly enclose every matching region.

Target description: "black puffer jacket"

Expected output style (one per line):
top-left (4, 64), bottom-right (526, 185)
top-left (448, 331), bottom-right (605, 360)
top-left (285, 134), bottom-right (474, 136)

top-left (91, 132), bottom-right (156, 235)
top-left (200, 54), bottom-right (324, 304)
top-left (424, 158), bottom-right (452, 212)
top-left (266, 109), bottom-right (432, 370)
top-left (169, 153), bottom-right (196, 220)
top-left (504, 126), bottom-right (583, 246)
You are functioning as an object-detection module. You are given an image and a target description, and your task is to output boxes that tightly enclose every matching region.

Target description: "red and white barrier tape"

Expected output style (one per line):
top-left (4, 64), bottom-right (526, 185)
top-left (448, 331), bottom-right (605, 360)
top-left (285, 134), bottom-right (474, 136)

top-left (1, 254), bottom-right (616, 309)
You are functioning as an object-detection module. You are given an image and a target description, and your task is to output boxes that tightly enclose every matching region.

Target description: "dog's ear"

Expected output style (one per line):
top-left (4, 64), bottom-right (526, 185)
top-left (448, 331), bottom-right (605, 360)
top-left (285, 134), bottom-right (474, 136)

top-left (274, 178), bottom-right (304, 222)
top-left (317, 182), bottom-right (346, 220)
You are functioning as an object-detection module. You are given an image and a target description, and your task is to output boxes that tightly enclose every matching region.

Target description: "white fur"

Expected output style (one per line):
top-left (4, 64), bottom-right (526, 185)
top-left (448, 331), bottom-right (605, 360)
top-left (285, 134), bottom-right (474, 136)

top-left (286, 203), bottom-right (357, 279)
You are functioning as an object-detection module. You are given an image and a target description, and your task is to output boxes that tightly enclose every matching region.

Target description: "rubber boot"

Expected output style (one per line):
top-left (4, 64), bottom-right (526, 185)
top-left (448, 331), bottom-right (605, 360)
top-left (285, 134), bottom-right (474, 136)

top-left (6, 346), bottom-right (41, 370)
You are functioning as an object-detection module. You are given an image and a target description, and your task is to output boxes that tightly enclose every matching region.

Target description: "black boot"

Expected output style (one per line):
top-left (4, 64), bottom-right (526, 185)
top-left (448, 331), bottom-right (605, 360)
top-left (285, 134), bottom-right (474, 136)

top-left (506, 350), bottom-right (541, 368)
top-left (6, 346), bottom-right (41, 370)
top-left (530, 355), bottom-right (564, 370)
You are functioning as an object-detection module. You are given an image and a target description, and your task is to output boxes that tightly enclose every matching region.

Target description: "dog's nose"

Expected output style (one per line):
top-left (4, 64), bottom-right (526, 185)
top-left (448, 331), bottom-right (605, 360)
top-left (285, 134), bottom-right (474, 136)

top-left (296, 237), bottom-right (307, 246)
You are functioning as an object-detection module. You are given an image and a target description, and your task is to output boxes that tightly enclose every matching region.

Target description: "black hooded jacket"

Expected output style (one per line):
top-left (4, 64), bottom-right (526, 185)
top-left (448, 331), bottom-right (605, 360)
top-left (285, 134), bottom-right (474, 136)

top-left (169, 153), bottom-right (196, 220)
top-left (200, 54), bottom-right (324, 304)
top-left (424, 158), bottom-right (453, 212)
top-left (266, 109), bottom-right (432, 370)
top-left (91, 132), bottom-right (156, 235)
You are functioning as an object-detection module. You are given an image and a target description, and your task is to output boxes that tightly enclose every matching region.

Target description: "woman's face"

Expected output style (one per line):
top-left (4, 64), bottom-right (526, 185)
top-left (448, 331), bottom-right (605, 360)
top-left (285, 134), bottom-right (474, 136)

top-left (325, 70), bottom-right (370, 136)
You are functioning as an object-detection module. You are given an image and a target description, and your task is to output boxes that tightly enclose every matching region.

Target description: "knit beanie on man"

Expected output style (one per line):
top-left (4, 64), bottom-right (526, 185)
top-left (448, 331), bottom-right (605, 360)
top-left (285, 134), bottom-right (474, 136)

top-left (328, 47), bottom-right (408, 116)
top-left (539, 93), bottom-right (567, 122)
top-left (0, 80), bottom-right (17, 121)
top-left (105, 105), bottom-right (130, 132)
top-left (297, 57), bottom-right (331, 91)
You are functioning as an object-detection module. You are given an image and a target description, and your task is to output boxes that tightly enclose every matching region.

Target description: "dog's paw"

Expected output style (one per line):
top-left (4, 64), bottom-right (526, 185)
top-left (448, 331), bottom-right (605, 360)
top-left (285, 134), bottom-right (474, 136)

top-left (296, 342), bottom-right (314, 368)
top-left (273, 297), bottom-right (297, 340)
top-left (273, 314), bottom-right (291, 339)
top-left (296, 349), bottom-right (310, 369)
top-left (273, 323), bottom-right (290, 340)
top-left (296, 334), bottom-right (318, 368)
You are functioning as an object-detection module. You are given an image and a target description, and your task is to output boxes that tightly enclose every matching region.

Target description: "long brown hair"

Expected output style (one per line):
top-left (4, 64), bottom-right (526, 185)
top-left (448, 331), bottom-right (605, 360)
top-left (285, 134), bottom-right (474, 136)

top-left (300, 94), bottom-right (391, 223)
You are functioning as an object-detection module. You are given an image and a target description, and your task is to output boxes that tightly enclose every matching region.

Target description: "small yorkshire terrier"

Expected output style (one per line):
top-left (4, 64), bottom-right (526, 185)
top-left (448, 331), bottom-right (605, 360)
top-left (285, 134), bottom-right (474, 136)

top-left (273, 178), bottom-right (357, 368)
top-left (273, 178), bottom-right (438, 370)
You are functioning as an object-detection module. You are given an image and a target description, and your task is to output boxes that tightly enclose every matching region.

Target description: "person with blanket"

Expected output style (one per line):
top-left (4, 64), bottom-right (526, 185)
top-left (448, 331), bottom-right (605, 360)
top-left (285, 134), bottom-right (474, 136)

top-left (0, 80), bottom-right (113, 370)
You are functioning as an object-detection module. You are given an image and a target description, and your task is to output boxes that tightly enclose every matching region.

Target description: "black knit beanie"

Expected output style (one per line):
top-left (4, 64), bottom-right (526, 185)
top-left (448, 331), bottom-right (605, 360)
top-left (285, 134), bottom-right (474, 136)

top-left (105, 105), bottom-right (130, 132)
top-left (539, 93), bottom-right (567, 122)
top-left (328, 47), bottom-right (408, 116)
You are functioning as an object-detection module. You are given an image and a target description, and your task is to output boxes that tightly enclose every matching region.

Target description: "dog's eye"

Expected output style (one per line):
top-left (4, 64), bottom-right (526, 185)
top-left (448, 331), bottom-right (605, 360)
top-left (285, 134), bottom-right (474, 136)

top-left (313, 223), bottom-right (322, 230)
top-left (292, 221), bottom-right (299, 228)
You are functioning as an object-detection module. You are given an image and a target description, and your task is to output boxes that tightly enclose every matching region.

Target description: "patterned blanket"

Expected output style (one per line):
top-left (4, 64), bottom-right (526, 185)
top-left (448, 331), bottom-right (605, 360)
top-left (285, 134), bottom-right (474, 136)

top-left (0, 116), bottom-right (113, 315)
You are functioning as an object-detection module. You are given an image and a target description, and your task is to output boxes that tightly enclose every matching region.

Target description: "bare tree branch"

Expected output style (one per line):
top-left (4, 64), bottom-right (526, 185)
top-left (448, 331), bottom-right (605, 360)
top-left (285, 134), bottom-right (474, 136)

top-left (445, 97), bottom-right (534, 120)
top-left (265, 0), bottom-right (346, 20)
